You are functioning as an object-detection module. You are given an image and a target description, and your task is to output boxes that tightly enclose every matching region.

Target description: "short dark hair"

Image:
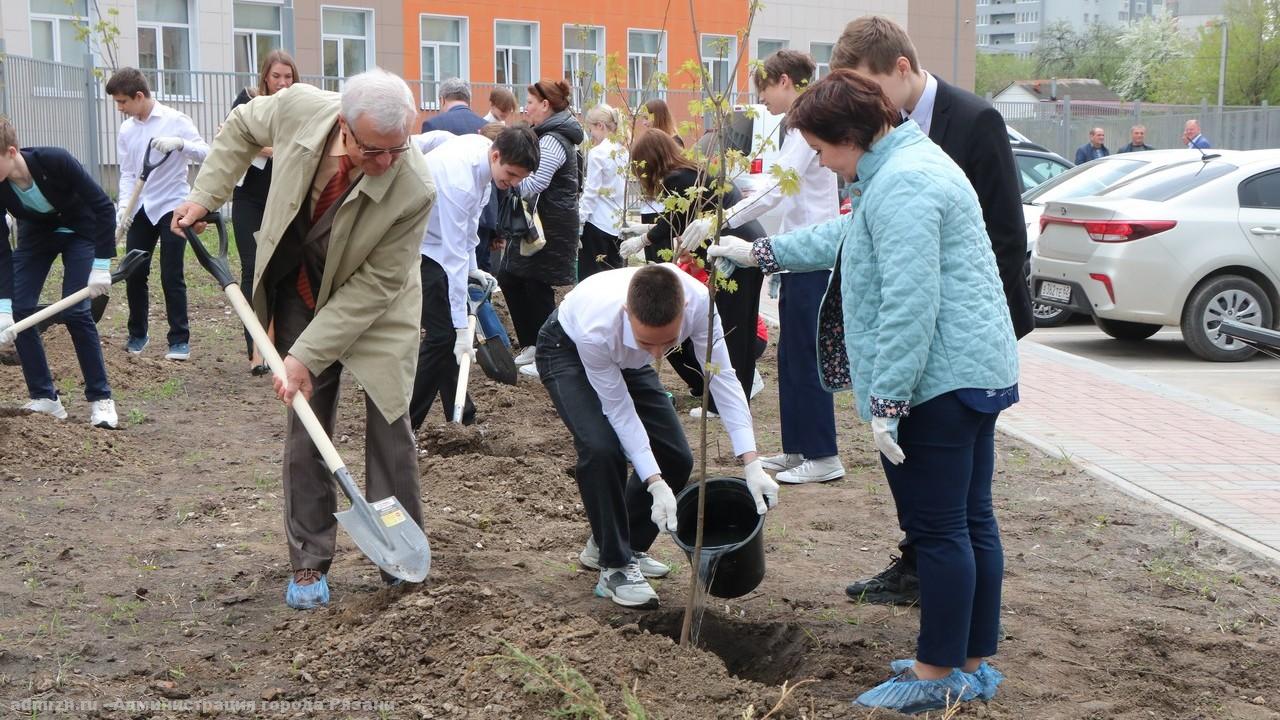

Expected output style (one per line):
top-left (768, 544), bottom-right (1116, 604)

top-left (627, 265), bottom-right (685, 328)
top-left (787, 69), bottom-right (898, 149)
top-left (755, 50), bottom-right (816, 93)
top-left (105, 67), bottom-right (151, 99)
top-left (831, 16), bottom-right (919, 75)
top-left (493, 123), bottom-right (541, 172)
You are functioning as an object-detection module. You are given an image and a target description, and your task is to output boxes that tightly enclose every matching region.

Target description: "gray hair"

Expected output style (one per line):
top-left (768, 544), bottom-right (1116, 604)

top-left (340, 68), bottom-right (416, 136)
top-left (439, 77), bottom-right (471, 103)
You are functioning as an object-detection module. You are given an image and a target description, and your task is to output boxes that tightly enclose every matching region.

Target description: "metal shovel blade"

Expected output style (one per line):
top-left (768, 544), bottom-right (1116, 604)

top-left (331, 469), bottom-right (431, 583)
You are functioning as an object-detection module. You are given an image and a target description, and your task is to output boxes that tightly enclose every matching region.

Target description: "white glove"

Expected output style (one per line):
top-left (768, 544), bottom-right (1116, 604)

top-left (872, 417), bottom-right (906, 465)
top-left (453, 327), bottom-right (476, 365)
top-left (468, 268), bottom-right (498, 295)
top-left (705, 234), bottom-right (758, 267)
top-left (619, 235), bottom-right (648, 259)
top-left (743, 459), bottom-right (779, 514)
top-left (679, 217), bottom-right (714, 254)
top-left (0, 309), bottom-right (12, 347)
top-left (116, 204), bottom-right (133, 234)
top-left (86, 259), bottom-right (112, 298)
top-left (151, 136), bottom-right (184, 153)
top-left (647, 478), bottom-right (678, 533)
top-left (619, 223), bottom-right (654, 238)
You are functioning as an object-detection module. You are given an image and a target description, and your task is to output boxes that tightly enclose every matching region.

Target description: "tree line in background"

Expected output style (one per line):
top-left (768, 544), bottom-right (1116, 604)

top-left (976, 0), bottom-right (1280, 106)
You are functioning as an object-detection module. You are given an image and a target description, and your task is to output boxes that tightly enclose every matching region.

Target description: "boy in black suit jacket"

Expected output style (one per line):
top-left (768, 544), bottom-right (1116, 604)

top-left (0, 117), bottom-right (119, 428)
top-left (832, 16), bottom-right (1032, 609)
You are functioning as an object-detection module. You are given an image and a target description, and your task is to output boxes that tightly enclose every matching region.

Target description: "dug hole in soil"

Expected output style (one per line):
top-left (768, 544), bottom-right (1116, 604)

top-left (2, 258), bottom-right (1279, 719)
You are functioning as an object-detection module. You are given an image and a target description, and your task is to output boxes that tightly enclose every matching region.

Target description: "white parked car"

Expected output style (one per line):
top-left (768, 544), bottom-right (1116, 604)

top-left (1031, 148), bottom-right (1280, 361)
top-left (1021, 150), bottom-right (1214, 326)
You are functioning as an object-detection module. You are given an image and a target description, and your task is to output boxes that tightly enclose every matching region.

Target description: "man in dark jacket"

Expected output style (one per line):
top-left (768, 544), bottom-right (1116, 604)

top-left (1118, 125), bottom-right (1154, 153)
top-left (1074, 127), bottom-right (1110, 164)
top-left (421, 78), bottom-right (486, 135)
top-left (0, 117), bottom-right (119, 428)
top-left (831, 15), bottom-right (1033, 607)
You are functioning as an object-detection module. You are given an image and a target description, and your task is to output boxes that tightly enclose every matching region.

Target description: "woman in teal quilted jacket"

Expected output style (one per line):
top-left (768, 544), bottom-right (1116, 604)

top-left (709, 69), bottom-right (1019, 714)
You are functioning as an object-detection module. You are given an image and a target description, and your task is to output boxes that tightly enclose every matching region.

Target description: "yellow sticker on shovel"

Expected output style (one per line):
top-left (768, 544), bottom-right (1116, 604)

top-left (380, 509), bottom-right (406, 527)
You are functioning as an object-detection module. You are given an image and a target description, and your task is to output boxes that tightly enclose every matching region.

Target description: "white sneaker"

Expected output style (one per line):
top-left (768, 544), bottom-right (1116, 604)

top-left (23, 397), bottom-right (68, 420)
top-left (513, 347), bottom-right (536, 366)
top-left (750, 369), bottom-right (765, 400)
top-left (777, 455), bottom-right (845, 484)
top-left (519, 363), bottom-right (539, 379)
top-left (90, 399), bottom-right (118, 429)
top-left (760, 452), bottom-right (804, 473)
top-left (579, 536), bottom-right (671, 578)
top-left (689, 407), bottom-right (718, 419)
top-left (594, 563), bottom-right (659, 609)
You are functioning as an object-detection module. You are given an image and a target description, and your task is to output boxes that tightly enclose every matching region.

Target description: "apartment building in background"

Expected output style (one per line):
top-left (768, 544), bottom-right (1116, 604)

top-left (977, 0), bottom-right (1169, 55)
top-left (0, 0), bottom-right (971, 113)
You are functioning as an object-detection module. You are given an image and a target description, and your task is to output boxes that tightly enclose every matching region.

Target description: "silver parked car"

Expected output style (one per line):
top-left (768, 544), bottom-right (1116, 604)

top-left (1021, 150), bottom-right (1211, 326)
top-left (1031, 149), bottom-right (1280, 361)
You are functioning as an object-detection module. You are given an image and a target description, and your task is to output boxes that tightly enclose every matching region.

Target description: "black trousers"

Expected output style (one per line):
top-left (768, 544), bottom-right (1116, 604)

top-left (536, 313), bottom-right (694, 569)
top-left (577, 222), bottom-right (622, 280)
top-left (409, 256), bottom-right (475, 429)
top-left (497, 269), bottom-right (556, 348)
top-left (668, 266), bottom-right (764, 413)
top-left (125, 209), bottom-right (188, 346)
top-left (232, 189), bottom-right (265, 359)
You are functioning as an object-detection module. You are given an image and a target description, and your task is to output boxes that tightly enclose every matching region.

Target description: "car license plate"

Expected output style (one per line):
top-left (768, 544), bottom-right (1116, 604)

top-left (1039, 281), bottom-right (1071, 303)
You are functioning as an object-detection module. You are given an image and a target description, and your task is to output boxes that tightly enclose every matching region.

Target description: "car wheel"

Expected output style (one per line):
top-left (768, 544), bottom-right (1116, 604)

top-left (1094, 317), bottom-right (1161, 341)
top-left (1180, 275), bottom-right (1271, 362)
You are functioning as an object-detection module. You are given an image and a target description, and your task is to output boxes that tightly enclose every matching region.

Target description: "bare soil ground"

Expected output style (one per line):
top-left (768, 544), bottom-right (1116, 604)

top-left (2, 255), bottom-right (1280, 719)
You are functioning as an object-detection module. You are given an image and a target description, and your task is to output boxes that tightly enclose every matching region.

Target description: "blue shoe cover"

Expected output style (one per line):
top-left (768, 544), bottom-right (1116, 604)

top-left (855, 668), bottom-right (979, 715)
top-left (887, 659), bottom-right (1002, 701)
top-left (285, 574), bottom-right (330, 610)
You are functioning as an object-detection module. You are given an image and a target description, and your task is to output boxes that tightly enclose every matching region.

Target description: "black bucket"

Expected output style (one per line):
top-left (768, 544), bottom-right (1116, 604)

top-left (673, 477), bottom-right (766, 599)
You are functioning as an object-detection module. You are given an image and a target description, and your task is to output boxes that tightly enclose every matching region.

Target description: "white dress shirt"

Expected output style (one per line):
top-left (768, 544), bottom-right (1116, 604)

top-left (422, 134), bottom-right (493, 329)
top-left (724, 126), bottom-right (839, 234)
top-left (412, 130), bottom-right (456, 155)
top-left (579, 137), bottom-right (628, 236)
top-left (557, 265), bottom-right (757, 481)
top-left (117, 101), bottom-right (209, 223)
top-left (905, 70), bottom-right (938, 137)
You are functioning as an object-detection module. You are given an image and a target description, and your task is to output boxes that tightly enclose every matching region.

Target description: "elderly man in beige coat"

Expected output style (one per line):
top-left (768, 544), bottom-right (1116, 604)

top-left (172, 69), bottom-right (435, 609)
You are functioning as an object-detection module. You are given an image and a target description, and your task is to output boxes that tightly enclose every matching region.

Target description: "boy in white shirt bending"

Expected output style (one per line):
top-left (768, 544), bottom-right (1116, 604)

top-left (535, 264), bottom-right (778, 609)
top-left (106, 67), bottom-right (209, 361)
top-left (409, 126), bottom-right (539, 428)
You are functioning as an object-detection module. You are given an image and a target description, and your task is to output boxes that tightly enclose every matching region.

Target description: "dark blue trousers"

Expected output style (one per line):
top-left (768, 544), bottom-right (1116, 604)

top-left (124, 209), bottom-right (189, 346)
top-left (880, 391), bottom-right (1003, 667)
top-left (778, 270), bottom-right (836, 457)
top-left (12, 232), bottom-right (111, 401)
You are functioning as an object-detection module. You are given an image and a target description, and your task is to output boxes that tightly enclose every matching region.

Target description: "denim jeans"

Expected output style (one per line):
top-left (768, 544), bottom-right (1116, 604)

top-left (125, 209), bottom-right (189, 346)
top-left (469, 285), bottom-right (510, 349)
top-left (880, 391), bottom-right (1003, 667)
top-left (536, 312), bottom-right (694, 569)
top-left (778, 271), bottom-right (837, 457)
top-left (12, 231), bottom-right (111, 401)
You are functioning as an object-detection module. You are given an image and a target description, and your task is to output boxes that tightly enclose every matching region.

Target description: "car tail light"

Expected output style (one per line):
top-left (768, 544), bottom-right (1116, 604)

top-left (750, 158), bottom-right (764, 174)
top-left (1040, 215), bottom-right (1177, 243)
top-left (1089, 272), bottom-right (1115, 303)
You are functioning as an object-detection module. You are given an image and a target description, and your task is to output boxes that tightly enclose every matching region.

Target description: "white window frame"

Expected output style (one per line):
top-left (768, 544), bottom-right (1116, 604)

top-left (494, 19), bottom-right (539, 104)
top-left (700, 33), bottom-right (737, 99)
top-left (810, 42), bottom-right (834, 80)
top-left (626, 28), bottom-right (667, 107)
top-left (563, 24), bottom-right (605, 112)
top-left (420, 13), bottom-right (468, 110)
top-left (30, 0), bottom-right (89, 66)
top-left (233, 0), bottom-right (284, 77)
top-left (137, 0), bottom-right (196, 100)
top-left (321, 5), bottom-right (375, 91)
top-left (755, 38), bottom-right (787, 60)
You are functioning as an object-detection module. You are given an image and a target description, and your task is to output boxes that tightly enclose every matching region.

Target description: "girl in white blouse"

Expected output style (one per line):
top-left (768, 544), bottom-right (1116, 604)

top-left (577, 104), bottom-right (629, 278)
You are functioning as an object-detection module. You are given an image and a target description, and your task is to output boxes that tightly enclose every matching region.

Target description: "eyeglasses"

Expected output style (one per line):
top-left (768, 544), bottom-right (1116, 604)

top-left (344, 124), bottom-right (410, 159)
